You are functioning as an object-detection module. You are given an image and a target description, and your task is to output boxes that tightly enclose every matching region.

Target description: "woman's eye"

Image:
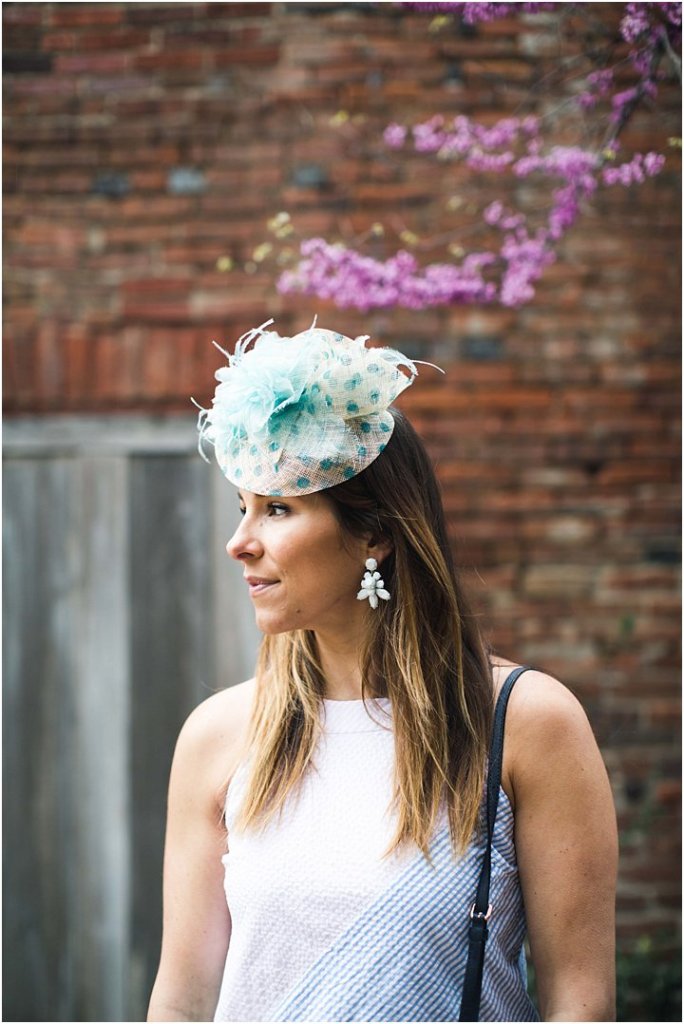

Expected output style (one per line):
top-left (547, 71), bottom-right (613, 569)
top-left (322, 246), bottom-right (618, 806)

top-left (268, 503), bottom-right (289, 516)
top-left (238, 506), bottom-right (246, 517)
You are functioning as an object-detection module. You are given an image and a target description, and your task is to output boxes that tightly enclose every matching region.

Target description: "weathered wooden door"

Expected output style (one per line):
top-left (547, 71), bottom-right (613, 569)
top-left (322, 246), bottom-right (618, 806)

top-left (3, 415), bottom-right (260, 1022)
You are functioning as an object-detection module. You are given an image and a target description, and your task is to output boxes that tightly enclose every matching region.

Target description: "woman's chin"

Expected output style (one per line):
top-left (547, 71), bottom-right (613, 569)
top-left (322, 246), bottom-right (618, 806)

top-left (254, 613), bottom-right (295, 636)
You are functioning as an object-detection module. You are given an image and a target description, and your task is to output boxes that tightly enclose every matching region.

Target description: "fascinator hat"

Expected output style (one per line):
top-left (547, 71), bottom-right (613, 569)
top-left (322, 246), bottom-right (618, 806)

top-left (196, 320), bottom-right (425, 496)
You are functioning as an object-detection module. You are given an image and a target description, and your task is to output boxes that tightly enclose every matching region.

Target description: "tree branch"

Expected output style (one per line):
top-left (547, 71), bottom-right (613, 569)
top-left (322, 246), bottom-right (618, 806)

top-left (601, 40), bottom-right (664, 155)
top-left (661, 25), bottom-right (682, 83)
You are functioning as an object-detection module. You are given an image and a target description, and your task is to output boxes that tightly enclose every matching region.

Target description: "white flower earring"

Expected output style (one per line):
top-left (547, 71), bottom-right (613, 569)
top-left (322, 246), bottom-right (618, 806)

top-left (357, 557), bottom-right (391, 610)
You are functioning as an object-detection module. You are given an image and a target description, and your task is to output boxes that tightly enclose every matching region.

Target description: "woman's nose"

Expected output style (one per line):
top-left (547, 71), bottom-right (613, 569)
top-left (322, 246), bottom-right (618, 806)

top-left (226, 517), bottom-right (263, 562)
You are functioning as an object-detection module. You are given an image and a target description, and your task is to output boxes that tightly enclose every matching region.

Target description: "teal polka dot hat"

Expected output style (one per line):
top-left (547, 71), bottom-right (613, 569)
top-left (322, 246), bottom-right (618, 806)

top-left (195, 319), bottom-right (425, 496)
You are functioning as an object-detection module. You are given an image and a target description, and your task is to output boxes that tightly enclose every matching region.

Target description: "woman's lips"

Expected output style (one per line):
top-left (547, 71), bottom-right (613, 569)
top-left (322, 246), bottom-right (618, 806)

top-left (245, 576), bottom-right (278, 596)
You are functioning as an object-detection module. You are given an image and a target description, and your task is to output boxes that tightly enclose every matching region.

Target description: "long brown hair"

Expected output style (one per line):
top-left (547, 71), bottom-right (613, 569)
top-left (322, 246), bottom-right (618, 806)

top-left (235, 408), bottom-right (493, 856)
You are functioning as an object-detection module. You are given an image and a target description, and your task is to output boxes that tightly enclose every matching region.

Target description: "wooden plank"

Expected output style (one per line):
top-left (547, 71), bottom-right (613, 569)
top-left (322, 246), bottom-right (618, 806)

top-left (3, 455), bottom-right (131, 1022)
top-left (3, 414), bottom-right (198, 457)
top-left (68, 456), bottom-right (130, 1021)
top-left (211, 461), bottom-right (261, 690)
top-left (3, 458), bottom-right (83, 1020)
top-left (3, 457), bottom-right (58, 1021)
top-left (127, 453), bottom-right (214, 1019)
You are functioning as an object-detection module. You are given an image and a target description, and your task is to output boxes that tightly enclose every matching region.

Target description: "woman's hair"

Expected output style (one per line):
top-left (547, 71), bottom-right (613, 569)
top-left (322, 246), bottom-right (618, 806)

top-left (234, 408), bottom-right (493, 856)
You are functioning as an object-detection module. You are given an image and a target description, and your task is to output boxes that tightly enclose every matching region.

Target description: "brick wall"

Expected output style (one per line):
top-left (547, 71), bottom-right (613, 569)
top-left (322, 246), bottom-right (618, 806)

top-left (4, 1), bottom-right (681, 957)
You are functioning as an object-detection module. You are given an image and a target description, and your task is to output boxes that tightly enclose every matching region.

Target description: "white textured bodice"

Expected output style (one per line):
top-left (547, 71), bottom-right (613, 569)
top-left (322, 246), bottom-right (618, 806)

top-left (213, 698), bottom-right (411, 1023)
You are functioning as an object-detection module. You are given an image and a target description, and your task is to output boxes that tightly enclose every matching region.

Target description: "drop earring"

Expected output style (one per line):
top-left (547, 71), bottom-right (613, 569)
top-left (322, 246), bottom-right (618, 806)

top-left (357, 557), bottom-right (390, 610)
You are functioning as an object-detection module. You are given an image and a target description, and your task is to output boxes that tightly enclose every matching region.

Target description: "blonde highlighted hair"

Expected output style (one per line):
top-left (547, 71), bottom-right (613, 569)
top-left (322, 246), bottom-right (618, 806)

top-left (235, 409), bottom-right (493, 856)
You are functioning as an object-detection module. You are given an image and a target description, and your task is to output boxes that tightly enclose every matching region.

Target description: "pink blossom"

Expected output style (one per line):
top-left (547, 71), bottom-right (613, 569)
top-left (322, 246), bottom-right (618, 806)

top-left (644, 151), bottom-right (666, 174)
top-left (620, 3), bottom-right (651, 43)
top-left (602, 151), bottom-right (666, 185)
top-left (277, 238), bottom-right (499, 311)
top-left (612, 86), bottom-right (639, 111)
top-left (466, 150), bottom-right (515, 172)
top-left (588, 69), bottom-right (615, 93)
top-left (499, 228), bottom-right (556, 307)
top-left (577, 68), bottom-right (615, 110)
top-left (404, 113), bottom-right (541, 159)
top-left (484, 201), bottom-right (504, 225)
top-left (383, 123), bottom-right (408, 148)
top-left (514, 146), bottom-right (598, 183)
top-left (400, 3), bottom-right (558, 21)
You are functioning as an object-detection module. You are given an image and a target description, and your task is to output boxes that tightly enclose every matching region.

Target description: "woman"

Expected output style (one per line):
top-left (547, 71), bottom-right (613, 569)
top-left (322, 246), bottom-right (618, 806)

top-left (148, 322), bottom-right (617, 1023)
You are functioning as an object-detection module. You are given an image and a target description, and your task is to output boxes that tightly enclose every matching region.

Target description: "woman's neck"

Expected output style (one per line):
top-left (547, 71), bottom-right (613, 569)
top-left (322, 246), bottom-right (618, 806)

top-left (314, 630), bottom-right (365, 701)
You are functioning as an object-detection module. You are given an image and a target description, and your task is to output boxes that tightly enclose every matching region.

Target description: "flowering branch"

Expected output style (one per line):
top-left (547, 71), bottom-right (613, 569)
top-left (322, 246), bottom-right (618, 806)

top-left (271, 2), bottom-right (680, 310)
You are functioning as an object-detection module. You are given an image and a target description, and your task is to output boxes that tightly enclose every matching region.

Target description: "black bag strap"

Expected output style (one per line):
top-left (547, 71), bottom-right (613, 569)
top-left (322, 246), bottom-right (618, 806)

top-left (459, 665), bottom-right (531, 1023)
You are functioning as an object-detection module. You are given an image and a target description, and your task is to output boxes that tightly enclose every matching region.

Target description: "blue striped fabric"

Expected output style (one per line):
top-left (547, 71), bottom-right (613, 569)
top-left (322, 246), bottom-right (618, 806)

top-left (274, 791), bottom-right (539, 1022)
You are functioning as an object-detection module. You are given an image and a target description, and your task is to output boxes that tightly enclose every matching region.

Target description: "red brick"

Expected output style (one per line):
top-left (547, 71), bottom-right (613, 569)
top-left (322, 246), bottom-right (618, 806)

top-left (205, 3), bottom-right (272, 15)
top-left (462, 58), bottom-right (533, 81)
top-left (190, 287), bottom-right (273, 321)
top-left (438, 38), bottom-right (520, 59)
top-left (91, 331), bottom-right (140, 405)
top-left (122, 299), bottom-right (192, 324)
top-left (41, 31), bottom-right (79, 50)
top-left (73, 28), bottom-right (151, 51)
top-left (2, 332), bottom-right (19, 409)
top-left (116, 326), bottom-right (144, 404)
top-left (55, 52), bottom-right (130, 74)
top-left (134, 51), bottom-right (206, 72)
top-left (113, 196), bottom-right (195, 222)
top-left (126, 4), bottom-right (208, 24)
top-left (104, 223), bottom-right (181, 247)
top-left (63, 325), bottom-right (93, 406)
top-left (122, 277), bottom-right (193, 297)
top-left (598, 462), bottom-right (676, 486)
top-left (89, 335), bottom-right (115, 405)
top-left (20, 172), bottom-right (92, 195)
top-left (140, 328), bottom-right (182, 401)
top-left (5, 75), bottom-right (79, 99)
top-left (3, 3), bottom-right (43, 25)
top-left (49, 5), bottom-right (124, 28)
top-left (34, 321), bottom-right (63, 407)
top-left (212, 46), bottom-right (281, 67)
top-left (205, 166), bottom-right (283, 190)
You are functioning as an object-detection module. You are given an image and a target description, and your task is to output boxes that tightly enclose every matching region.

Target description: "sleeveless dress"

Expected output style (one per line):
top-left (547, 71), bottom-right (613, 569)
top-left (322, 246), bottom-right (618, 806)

top-left (213, 698), bottom-right (538, 1023)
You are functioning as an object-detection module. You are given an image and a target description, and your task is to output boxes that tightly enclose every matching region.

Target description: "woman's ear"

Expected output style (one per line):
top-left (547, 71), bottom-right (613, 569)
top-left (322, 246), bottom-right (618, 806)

top-left (366, 535), bottom-right (393, 566)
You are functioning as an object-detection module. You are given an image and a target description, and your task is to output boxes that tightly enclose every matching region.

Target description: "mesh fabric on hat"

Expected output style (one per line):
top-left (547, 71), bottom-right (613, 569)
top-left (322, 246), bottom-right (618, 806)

top-left (196, 321), bottom-right (418, 495)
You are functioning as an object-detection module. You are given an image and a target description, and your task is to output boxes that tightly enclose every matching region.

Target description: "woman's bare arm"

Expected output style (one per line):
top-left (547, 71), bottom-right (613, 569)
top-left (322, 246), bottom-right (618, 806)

top-left (502, 670), bottom-right (618, 1022)
top-left (147, 680), bottom-right (254, 1022)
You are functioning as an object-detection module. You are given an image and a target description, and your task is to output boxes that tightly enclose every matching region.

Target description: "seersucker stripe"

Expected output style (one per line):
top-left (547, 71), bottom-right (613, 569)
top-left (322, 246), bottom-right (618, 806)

top-left (282, 825), bottom-right (462, 1019)
top-left (282, 826), bottom-right (476, 1019)
top-left (274, 791), bottom-right (538, 1023)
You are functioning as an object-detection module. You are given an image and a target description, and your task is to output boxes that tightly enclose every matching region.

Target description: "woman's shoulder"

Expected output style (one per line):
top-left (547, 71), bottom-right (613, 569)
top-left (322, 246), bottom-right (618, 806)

top-left (492, 659), bottom-right (587, 725)
top-left (493, 661), bottom-right (602, 805)
top-left (171, 679), bottom-right (256, 805)
top-left (180, 678), bottom-right (256, 745)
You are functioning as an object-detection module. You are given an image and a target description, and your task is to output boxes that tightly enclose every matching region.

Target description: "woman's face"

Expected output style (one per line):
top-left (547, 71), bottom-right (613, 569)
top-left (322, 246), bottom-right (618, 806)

top-left (227, 490), bottom-right (386, 637)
